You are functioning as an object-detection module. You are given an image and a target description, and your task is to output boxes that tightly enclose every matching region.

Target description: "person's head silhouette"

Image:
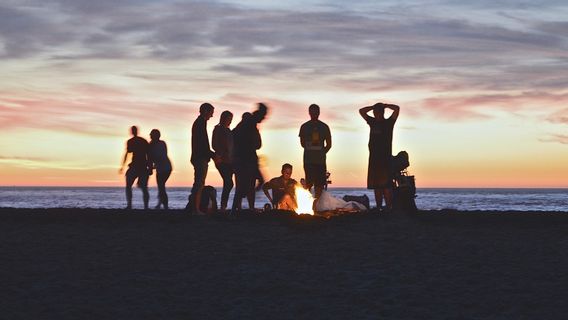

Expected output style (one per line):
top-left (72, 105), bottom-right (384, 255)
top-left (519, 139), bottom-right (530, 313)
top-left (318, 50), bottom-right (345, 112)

top-left (219, 110), bottom-right (233, 127)
top-left (281, 163), bottom-right (293, 180)
top-left (309, 104), bottom-right (320, 121)
top-left (131, 126), bottom-right (138, 137)
top-left (200, 103), bottom-right (215, 120)
top-left (150, 129), bottom-right (160, 142)
top-left (253, 103), bottom-right (268, 123)
top-left (373, 103), bottom-right (386, 120)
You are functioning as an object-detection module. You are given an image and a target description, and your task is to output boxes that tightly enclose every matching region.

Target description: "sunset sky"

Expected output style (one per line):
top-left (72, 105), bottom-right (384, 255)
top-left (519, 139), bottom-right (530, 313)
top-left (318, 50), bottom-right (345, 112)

top-left (1, 0), bottom-right (567, 188)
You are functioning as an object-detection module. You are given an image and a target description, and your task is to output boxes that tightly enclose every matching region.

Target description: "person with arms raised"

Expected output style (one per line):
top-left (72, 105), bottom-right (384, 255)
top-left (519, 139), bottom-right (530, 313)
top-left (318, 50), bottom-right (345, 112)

top-left (359, 102), bottom-right (400, 211)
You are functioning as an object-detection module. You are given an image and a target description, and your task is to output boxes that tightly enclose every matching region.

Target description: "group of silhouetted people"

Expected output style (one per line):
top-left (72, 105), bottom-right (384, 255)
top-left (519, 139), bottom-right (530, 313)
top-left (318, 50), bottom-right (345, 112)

top-left (120, 101), bottom-right (399, 213)
top-left (119, 126), bottom-right (172, 210)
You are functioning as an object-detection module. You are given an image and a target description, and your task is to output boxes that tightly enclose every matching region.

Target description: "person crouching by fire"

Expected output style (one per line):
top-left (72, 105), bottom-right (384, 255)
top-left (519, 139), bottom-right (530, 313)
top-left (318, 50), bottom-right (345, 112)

top-left (262, 163), bottom-right (298, 211)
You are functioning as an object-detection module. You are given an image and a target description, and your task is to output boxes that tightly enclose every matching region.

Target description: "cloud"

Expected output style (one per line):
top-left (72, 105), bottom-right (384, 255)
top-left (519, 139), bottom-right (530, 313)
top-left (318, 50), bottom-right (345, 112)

top-left (537, 21), bottom-right (568, 36)
top-left (2, 0), bottom-right (568, 128)
top-left (3, 1), bottom-right (566, 68)
top-left (415, 92), bottom-right (568, 121)
top-left (540, 134), bottom-right (568, 145)
top-left (0, 89), bottom-right (193, 136)
top-left (0, 156), bottom-right (115, 170)
top-left (546, 109), bottom-right (568, 124)
top-left (0, 4), bottom-right (75, 57)
top-left (215, 93), bottom-right (306, 130)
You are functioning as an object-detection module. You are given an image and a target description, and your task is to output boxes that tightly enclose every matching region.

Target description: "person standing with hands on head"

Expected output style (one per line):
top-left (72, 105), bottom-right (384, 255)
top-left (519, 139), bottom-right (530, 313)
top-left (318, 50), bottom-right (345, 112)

top-left (119, 125), bottom-right (151, 210)
top-left (148, 129), bottom-right (172, 210)
top-left (188, 103), bottom-right (216, 215)
top-left (359, 102), bottom-right (400, 212)
top-left (212, 110), bottom-right (234, 212)
top-left (299, 104), bottom-right (331, 200)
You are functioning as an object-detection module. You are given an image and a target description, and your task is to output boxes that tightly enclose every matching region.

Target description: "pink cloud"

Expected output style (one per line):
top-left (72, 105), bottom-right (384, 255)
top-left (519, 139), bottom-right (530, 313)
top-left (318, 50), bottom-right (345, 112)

top-left (546, 109), bottom-right (568, 124)
top-left (0, 92), bottom-right (194, 136)
top-left (540, 134), bottom-right (568, 145)
top-left (71, 83), bottom-right (131, 97)
top-left (216, 93), bottom-right (309, 130)
top-left (415, 91), bottom-right (568, 121)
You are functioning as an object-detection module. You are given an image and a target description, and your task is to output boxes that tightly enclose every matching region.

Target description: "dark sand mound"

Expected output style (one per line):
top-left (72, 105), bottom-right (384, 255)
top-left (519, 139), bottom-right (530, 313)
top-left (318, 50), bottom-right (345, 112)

top-left (1, 208), bottom-right (568, 319)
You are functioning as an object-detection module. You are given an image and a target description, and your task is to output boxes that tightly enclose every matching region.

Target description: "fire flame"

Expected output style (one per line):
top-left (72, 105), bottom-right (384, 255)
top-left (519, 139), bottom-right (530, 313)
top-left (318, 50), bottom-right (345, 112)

top-left (294, 185), bottom-right (315, 215)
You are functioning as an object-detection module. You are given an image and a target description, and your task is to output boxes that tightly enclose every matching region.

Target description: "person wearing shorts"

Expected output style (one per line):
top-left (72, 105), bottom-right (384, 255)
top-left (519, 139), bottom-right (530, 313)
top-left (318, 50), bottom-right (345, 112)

top-left (299, 104), bottom-right (331, 199)
top-left (119, 126), bottom-right (151, 209)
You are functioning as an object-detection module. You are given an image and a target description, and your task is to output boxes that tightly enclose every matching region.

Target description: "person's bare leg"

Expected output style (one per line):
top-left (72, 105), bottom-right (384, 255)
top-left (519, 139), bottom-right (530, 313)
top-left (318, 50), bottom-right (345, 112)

top-left (141, 185), bottom-right (149, 210)
top-left (125, 184), bottom-right (133, 209)
top-left (247, 190), bottom-right (255, 210)
top-left (231, 194), bottom-right (242, 211)
top-left (315, 185), bottom-right (323, 199)
top-left (374, 189), bottom-right (384, 210)
top-left (125, 172), bottom-right (135, 209)
top-left (194, 186), bottom-right (205, 214)
top-left (384, 188), bottom-right (393, 210)
top-left (279, 194), bottom-right (295, 211)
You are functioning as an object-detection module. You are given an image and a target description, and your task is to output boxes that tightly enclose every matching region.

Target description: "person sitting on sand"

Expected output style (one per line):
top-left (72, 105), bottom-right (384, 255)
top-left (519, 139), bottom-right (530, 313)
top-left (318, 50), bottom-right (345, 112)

top-left (187, 185), bottom-right (218, 214)
top-left (262, 163), bottom-right (298, 211)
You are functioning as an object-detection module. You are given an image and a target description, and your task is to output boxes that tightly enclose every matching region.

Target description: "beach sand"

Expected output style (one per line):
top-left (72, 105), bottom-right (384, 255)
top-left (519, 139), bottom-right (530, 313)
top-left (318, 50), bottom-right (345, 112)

top-left (1, 208), bottom-right (567, 319)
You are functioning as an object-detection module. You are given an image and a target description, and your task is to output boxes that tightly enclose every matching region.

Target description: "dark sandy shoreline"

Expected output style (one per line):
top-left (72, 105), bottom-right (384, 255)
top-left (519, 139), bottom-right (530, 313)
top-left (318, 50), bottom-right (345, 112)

top-left (2, 208), bottom-right (568, 319)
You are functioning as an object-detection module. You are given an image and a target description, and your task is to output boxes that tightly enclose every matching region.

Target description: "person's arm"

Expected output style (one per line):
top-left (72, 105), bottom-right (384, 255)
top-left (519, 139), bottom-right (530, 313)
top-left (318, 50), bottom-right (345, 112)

top-left (196, 119), bottom-right (215, 160)
top-left (145, 142), bottom-right (153, 175)
top-left (262, 180), bottom-right (273, 204)
top-left (299, 125), bottom-right (306, 148)
top-left (147, 145), bottom-right (155, 169)
top-left (385, 103), bottom-right (400, 122)
top-left (211, 127), bottom-right (224, 163)
top-left (211, 127), bottom-right (221, 153)
top-left (324, 125), bottom-right (332, 154)
top-left (163, 141), bottom-right (169, 158)
top-left (119, 151), bottom-right (128, 174)
top-left (119, 141), bottom-right (129, 174)
top-left (254, 127), bottom-right (262, 150)
top-left (359, 106), bottom-right (374, 121)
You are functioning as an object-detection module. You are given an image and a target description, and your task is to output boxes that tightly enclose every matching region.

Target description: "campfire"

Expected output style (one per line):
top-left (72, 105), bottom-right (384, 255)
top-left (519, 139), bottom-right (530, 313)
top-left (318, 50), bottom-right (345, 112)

top-left (294, 185), bottom-right (315, 215)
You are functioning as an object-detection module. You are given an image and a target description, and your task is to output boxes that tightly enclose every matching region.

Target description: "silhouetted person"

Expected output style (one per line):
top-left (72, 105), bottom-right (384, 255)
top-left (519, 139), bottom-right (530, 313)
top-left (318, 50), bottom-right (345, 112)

top-left (231, 103), bottom-right (268, 211)
top-left (188, 185), bottom-right (218, 214)
top-left (149, 129), bottom-right (172, 210)
top-left (189, 103), bottom-right (216, 215)
top-left (299, 104), bottom-right (331, 200)
top-left (119, 125), bottom-right (151, 209)
top-left (262, 163), bottom-right (298, 211)
top-left (241, 112), bottom-right (266, 191)
top-left (212, 110), bottom-right (234, 211)
top-left (359, 102), bottom-right (400, 211)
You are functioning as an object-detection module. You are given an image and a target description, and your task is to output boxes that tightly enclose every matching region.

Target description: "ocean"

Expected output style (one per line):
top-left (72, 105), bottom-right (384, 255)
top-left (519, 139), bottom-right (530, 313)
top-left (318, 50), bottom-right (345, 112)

top-left (0, 187), bottom-right (566, 211)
